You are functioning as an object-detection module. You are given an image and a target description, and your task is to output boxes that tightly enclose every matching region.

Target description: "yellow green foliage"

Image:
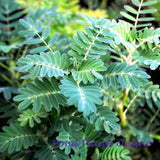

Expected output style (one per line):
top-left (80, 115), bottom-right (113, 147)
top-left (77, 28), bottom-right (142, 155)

top-left (148, 0), bottom-right (160, 24)
top-left (15, 0), bottom-right (108, 37)
top-left (16, 0), bottom-right (42, 8)
top-left (80, 8), bottom-right (108, 18)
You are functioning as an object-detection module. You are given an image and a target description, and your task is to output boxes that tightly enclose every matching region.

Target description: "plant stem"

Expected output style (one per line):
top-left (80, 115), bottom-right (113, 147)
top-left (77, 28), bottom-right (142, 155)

top-left (0, 62), bottom-right (12, 72)
top-left (146, 108), bottom-right (160, 130)
top-left (119, 88), bottom-right (129, 128)
top-left (34, 29), bottom-right (55, 54)
top-left (83, 27), bottom-right (102, 60)
top-left (1, 74), bottom-right (14, 85)
top-left (134, 0), bottom-right (143, 28)
top-left (124, 92), bottom-right (138, 114)
top-left (151, 134), bottom-right (160, 140)
top-left (6, 5), bottom-right (11, 41)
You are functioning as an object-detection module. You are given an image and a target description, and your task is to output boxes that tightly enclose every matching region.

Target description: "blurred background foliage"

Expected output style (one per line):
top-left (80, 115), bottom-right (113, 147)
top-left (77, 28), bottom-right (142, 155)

top-left (148, 0), bottom-right (160, 26)
top-left (18, 0), bottom-right (160, 38)
top-left (15, 0), bottom-right (130, 37)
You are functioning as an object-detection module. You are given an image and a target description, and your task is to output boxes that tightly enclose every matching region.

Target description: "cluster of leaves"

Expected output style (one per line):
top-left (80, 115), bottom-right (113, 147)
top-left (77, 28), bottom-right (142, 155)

top-left (0, 0), bottom-right (160, 160)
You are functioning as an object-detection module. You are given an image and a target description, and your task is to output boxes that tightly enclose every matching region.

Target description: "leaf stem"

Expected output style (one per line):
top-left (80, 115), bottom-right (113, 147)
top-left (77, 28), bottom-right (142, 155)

top-left (6, 5), bottom-right (11, 41)
top-left (84, 29), bottom-right (101, 60)
top-left (33, 28), bottom-right (55, 54)
top-left (134, 0), bottom-right (144, 28)
top-left (146, 108), bottom-right (160, 130)
top-left (124, 92), bottom-right (138, 115)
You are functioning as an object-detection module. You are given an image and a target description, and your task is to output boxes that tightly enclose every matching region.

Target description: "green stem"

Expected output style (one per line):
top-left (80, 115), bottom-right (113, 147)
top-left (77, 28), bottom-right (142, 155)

top-left (6, 5), bottom-right (11, 41)
top-left (151, 134), bottom-right (160, 140)
top-left (124, 92), bottom-right (138, 114)
top-left (83, 27), bottom-right (102, 60)
top-left (146, 108), bottom-right (160, 130)
top-left (0, 62), bottom-right (12, 72)
top-left (22, 46), bottom-right (29, 57)
top-left (119, 88), bottom-right (129, 128)
top-left (34, 29), bottom-right (55, 54)
top-left (125, 130), bottom-right (133, 142)
top-left (134, 0), bottom-right (144, 28)
top-left (15, 47), bottom-right (22, 61)
top-left (1, 74), bottom-right (14, 85)
top-left (20, 79), bottom-right (28, 87)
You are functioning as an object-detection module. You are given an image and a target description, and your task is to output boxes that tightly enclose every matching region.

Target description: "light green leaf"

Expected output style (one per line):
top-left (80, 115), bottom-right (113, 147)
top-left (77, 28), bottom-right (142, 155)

top-left (72, 59), bottom-right (106, 84)
top-left (60, 77), bottom-right (103, 117)
top-left (42, 26), bottom-right (50, 39)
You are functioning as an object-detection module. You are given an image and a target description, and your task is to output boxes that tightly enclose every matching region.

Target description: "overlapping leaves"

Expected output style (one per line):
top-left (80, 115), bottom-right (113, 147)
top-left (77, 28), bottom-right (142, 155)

top-left (19, 18), bottom-right (69, 54)
top-left (0, 123), bottom-right (39, 154)
top-left (110, 20), bottom-right (136, 49)
top-left (29, 6), bottom-right (59, 22)
top-left (0, 87), bottom-right (18, 100)
top-left (69, 13), bottom-right (117, 59)
top-left (138, 27), bottom-right (160, 45)
top-left (120, 0), bottom-right (157, 28)
top-left (0, 0), bottom-right (25, 40)
top-left (72, 59), bottom-right (106, 84)
top-left (101, 143), bottom-right (131, 160)
top-left (133, 49), bottom-right (160, 70)
top-left (35, 143), bottom-right (69, 160)
top-left (17, 51), bottom-right (70, 78)
top-left (56, 130), bottom-right (84, 154)
top-left (89, 106), bottom-right (120, 133)
top-left (103, 62), bottom-right (150, 89)
top-left (138, 82), bottom-right (160, 108)
top-left (18, 109), bottom-right (48, 127)
top-left (14, 77), bottom-right (66, 113)
top-left (128, 124), bottom-right (153, 143)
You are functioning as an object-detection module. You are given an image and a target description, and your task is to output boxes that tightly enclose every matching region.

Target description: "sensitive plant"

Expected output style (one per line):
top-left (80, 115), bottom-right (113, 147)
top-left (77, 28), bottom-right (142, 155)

top-left (0, 0), bottom-right (160, 160)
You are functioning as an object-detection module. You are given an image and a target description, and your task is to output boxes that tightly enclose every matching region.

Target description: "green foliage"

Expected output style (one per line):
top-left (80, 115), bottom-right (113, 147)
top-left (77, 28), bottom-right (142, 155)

top-left (0, 123), bottom-right (39, 154)
top-left (106, 0), bottom-right (127, 19)
top-left (138, 82), bottom-right (160, 108)
top-left (18, 108), bottom-right (48, 127)
top-left (69, 153), bottom-right (85, 160)
top-left (148, 0), bottom-right (160, 25)
top-left (128, 124), bottom-right (153, 143)
top-left (0, 98), bottom-right (17, 122)
top-left (17, 51), bottom-right (70, 78)
top-left (19, 17), bottom-right (69, 54)
top-left (56, 130), bottom-right (84, 154)
top-left (1, 0), bottom-right (160, 159)
top-left (29, 6), bottom-right (59, 22)
top-left (103, 62), bottom-right (150, 89)
top-left (133, 49), bottom-right (160, 70)
top-left (89, 106), bottom-right (120, 133)
top-left (0, 87), bottom-right (18, 100)
top-left (14, 77), bottom-right (66, 112)
top-left (0, 0), bottom-right (25, 41)
top-left (60, 77), bottom-right (103, 117)
top-left (138, 27), bottom-right (160, 45)
top-left (120, 0), bottom-right (157, 28)
top-left (34, 143), bottom-right (69, 160)
top-left (100, 143), bottom-right (131, 160)
top-left (71, 14), bottom-right (117, 59)
top-left (72, 59), bottom-right (106, 84)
